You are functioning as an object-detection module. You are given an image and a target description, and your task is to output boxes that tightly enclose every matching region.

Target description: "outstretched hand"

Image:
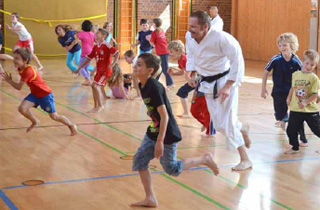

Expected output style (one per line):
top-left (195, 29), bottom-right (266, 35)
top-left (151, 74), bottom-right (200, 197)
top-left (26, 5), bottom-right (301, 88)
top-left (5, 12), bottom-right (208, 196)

top-left (0, 71), bottom-right (12, 82)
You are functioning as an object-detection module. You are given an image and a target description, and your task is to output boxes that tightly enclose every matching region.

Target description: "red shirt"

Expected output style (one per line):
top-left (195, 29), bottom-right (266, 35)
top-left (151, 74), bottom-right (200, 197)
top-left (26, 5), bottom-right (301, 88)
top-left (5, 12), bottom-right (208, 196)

top-left (19, 65), bottom-right (52, 97)
top-left (87, 41), bottom-right (118, 77)
top-left (178, 54), bottom-right (187, 70)
top-left (150, 30), bottom-right (170, 55)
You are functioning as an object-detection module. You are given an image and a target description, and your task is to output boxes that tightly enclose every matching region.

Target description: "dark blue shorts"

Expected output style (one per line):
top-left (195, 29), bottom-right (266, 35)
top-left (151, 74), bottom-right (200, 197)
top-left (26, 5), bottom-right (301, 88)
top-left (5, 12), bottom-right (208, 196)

top-left (24, 93), bottom-right (56, 113)
top-left (176, 83), bottom-right (195, 98)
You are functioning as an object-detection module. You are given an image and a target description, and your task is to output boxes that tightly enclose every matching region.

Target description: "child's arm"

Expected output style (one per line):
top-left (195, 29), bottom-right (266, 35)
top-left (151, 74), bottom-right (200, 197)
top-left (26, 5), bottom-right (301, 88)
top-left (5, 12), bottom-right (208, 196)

top-left (74, 58), bottom-right (91, 74)
top-left (65, 40), bottom-right (78, 51)
top-left (110, 51), bottom-right (120, 68)
top-left (119, 82), bottom-right (131, 100)
top-left (168, 67), bottom-right (184, 76)
top-left (299, 93), bottom-right (318, 109)
top-left (261, 69), bottom-right (270, 99)
top-left (287, 88), bottom-right (294, 106)
top-left (155, 104), bottom-right (168, 158)
top-left (6, 24), bottom-right (21, 32)
top-left (0, 71), bottom-right (24, 90)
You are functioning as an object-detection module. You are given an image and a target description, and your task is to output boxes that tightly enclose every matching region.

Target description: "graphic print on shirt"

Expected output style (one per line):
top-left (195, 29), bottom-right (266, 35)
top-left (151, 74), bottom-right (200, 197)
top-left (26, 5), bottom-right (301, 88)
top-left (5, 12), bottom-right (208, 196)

top-left (144, 97), bottom-right (160, 133)
top-left (294, 80), bottom-right (311, 103)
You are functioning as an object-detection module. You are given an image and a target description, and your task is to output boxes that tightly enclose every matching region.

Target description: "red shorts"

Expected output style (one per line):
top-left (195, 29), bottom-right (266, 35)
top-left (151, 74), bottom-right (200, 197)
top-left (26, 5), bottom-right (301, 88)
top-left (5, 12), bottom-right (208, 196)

top-left (93, 71), bottom-right (111, 86)
top-left (16, 38), bottom-right (34, 52)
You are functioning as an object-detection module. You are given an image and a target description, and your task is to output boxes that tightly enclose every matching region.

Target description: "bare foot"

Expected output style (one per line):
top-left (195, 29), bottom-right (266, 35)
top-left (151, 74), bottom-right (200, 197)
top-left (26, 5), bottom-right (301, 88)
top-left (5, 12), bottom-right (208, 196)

top-left (300, 143), bottom-right (308, 147)
top-left (26, 120), bottom-right (40, 133)
top-left (87, 106), bottom-right (104, 113)
top-left (241, 123), bottom-right (251, 149)
top-left (68, 124), bottom-right (78, 136)
top-left (204, 153), bottom-right (219, 175)
top-left (177, 114), bottom-right (190, 118)
top-left (284, 149), bottom-right (300, 154)
top-left (232, 160), bottom-right (253, 171)
top-left (131, 197), bottom-right (158, 208)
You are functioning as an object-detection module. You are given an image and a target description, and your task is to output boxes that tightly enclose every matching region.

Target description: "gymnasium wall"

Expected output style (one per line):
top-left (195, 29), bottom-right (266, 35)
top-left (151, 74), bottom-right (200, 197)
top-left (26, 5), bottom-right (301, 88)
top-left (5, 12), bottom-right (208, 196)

top-left (232, 0), bottom-right (312, 62)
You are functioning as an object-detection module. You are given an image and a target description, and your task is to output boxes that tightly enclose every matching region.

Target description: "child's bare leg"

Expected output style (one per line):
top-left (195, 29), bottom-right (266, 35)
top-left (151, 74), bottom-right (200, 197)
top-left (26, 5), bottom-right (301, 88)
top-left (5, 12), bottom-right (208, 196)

top-left (183, 153), bottom-right (219, 175)
top-left (31, 53), bottom-right (43, 71)
top-left (18, 100), bottom-right (40, 133)
top-left (177, 97), bottom-right (190, 118)
top-left (232, 146), bottom-right (252, 171)
top-left (100, 85), bottom-right (108, 100)
top-left (131, 169), bottom-right (158, 207)
top-left (88, 84), bottom-right (103, 113)
top-left (49, 113), bottom-right (77, 136)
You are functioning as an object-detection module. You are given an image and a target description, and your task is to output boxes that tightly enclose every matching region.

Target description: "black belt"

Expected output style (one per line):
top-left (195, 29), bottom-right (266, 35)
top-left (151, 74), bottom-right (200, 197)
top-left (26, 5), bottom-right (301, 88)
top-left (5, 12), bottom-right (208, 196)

top-left (199, 69), bottom-right (230, 99)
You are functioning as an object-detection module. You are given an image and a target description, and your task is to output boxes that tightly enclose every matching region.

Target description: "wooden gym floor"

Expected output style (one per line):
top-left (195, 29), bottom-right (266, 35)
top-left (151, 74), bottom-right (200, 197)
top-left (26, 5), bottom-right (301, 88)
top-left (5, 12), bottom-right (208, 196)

top-left (0, 59), bottom-right (320, 210)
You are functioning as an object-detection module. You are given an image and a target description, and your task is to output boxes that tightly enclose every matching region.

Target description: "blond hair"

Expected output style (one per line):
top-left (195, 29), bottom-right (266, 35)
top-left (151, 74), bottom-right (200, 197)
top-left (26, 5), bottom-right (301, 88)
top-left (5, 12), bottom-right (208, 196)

top-left (303, 49), bottom-right (320, 65)
top-left (107, 63), bottom-right (123, 86)
top-left (168, 40), bottom-right (185, 55)
top-left (277, 33), bottom-right (299, 53)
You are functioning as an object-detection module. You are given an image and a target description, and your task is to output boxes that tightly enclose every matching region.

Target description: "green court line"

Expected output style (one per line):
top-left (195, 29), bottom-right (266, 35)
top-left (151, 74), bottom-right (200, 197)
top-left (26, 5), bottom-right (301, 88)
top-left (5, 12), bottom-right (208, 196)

top-left (1, 88), bottom-right (296, 210)
top-left (0, 88), bottom-right (233, 210)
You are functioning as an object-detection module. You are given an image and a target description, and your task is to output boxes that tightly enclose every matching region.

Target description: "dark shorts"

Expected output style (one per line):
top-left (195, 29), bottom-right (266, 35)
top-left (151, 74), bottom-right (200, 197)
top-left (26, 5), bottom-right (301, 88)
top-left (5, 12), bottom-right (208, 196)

top-left (24, 93), bottom-right (56, 113)
top-left (176, 83), bottom-right (194, 98)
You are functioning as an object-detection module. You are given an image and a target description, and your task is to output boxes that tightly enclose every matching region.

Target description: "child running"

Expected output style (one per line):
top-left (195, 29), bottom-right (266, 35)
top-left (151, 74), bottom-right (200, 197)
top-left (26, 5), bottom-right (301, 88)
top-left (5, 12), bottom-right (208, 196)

top-left (286, 49), bottom-right (320, 153)
top-left (0, 48), bottom-right (77, 135)
top-left (261, 32), bottom-right (307, 143)
top-left (55, 25), bottom-right (81, 73)
top-left (107, 63), bottom-right (130, 100)
top-left (150, 18), bottom-right (173, 89)
top-left (132, 19), bottom-right (153, 54)
top-left (124, 49), bottom-right (140, 98)
top-left (76, 20), bottom-right (95, 86)
top-left (6, 13), bottom-right (43, 70)
top-left (76, 28), bottom-right (119, 113)
top-left (167, 40), bottom-right (194, 118)
top-left (131, 53), bottom-right (219, 207)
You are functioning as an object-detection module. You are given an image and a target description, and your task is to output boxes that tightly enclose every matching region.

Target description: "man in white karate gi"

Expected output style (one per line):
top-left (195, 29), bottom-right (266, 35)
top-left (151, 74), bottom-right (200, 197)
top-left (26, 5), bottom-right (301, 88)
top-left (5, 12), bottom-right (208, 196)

top-left (209, 6), bottom-right (224, 31)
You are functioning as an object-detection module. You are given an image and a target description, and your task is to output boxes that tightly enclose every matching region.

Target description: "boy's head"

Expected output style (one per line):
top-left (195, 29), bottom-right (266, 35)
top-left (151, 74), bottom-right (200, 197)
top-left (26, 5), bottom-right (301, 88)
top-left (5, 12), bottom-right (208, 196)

top-left (13, 48), bottom-right (31, 68)
top-left (11, 13), bottom-right (19, 23)
top-left (140, 19), bottom-right (150, 32)
top-left (302, 49), bottom-right (319, 72)
top-left (95, 28), bottom-right (109, 43)
top-left (134, 53), bottom-right (160, 78)
top-left (153, 18), bottom-right (162, 29)
top-left (124, 50), bottom-right (136, 64)
top-left (168, 40), bottom-right (185, 60)
top-left (277, 33), bottom-right (299, 54)
top-left (82, 20), bottom-right (93, 32)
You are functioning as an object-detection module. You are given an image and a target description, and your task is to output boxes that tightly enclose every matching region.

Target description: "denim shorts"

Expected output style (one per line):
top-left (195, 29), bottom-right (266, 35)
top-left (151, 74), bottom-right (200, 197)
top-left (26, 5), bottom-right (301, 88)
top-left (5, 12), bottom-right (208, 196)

top-left (132, 135), bottom-right (184, 177)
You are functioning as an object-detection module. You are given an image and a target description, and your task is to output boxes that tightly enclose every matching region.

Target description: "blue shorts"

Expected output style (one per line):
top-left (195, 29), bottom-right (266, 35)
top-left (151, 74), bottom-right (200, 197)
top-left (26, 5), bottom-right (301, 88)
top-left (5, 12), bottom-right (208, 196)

top-left (139, 49), bottom-right (152, 55)
top-left (24, 93), bottom-right (56, 113)
top-left (177, 83), bottom-right (195, 98)
top-left (132, 135), bottom-right (184, 177)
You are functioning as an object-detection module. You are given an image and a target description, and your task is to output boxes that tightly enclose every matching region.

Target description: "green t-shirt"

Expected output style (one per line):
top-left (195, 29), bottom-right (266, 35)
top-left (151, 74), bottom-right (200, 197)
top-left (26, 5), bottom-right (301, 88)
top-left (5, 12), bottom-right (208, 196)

top-left (290, 71), bottom-right (320, 113)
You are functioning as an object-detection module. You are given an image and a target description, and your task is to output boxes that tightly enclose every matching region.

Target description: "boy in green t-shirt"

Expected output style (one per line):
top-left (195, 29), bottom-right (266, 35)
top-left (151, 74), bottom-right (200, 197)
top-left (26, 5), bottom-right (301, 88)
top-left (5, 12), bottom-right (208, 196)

top-left (286, 49), bottom-right (320, 154)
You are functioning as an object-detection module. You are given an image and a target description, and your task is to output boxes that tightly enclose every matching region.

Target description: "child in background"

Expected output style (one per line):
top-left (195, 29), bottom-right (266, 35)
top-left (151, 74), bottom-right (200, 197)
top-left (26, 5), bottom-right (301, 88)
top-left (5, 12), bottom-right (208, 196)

top-left (6, 13), bottom-right (43, 70)
top-left (107, 63), bottom-right (130, 100)
top-left (0, 24), bottom-right (14, 61)
top-left (167, 40), bottom-right (194, 118)
top-left (0, 48), bottom-right (77, 135)
top-left (261, 32), bottom-right (307, 144)
top-left (76, 20), bottom-right (95, 86)
top-left (131, 53), bottom-right (219, 207)
top-left (76, 28), bottom-right (119, 113)
top-left (55, 24), bottom-right (81, 73)
top-left (123, 73), bottom-right (132, 91)
top-left (124, 49), bottom-right (140, 98)
top-left (92, 24), bottom-right (100, 34)
top-left (150, 18), bottom-right (173, 89)
top-left (132, 19), bottom-right (153, 54)
top-left (286, 49), bottom-right (320, 153)
top-left (103, 22), bottom-right (117, 47)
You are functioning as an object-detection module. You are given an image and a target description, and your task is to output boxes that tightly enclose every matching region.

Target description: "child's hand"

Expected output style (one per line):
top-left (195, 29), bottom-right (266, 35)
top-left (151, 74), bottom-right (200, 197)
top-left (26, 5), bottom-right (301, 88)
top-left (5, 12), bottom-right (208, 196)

top-left (131, 44), bottom-right (136, 48)
top-left (0, 71), bottom-right (12, 82)
top-left (154, 141), bottom-right (164, 159)
top-left (261, 88), bottom-right (268, 99)
top-left (299, 101), bottom-right (307, 109)
top-left (5, 24), bottom-right (10, 30)
top-left (168, 68), bottom-right (174, 76)
top-left (146, 35), bottom-right (151, 41)
top-left (73, 69), bottom-right (80, 74)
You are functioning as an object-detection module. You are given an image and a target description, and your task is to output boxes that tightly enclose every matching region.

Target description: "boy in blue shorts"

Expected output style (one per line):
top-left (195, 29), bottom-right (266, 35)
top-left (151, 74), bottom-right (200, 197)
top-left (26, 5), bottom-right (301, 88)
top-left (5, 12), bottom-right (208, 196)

top-left (131, 53), bottom-right (219, 207)
top-left (0, 48), bottom-right (77, 135)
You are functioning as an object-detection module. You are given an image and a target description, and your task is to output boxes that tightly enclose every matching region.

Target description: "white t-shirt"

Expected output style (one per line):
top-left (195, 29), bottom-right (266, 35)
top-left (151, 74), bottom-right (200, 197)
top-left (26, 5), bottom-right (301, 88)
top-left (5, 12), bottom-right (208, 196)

top-left (12, 22), bottom-right (32, 41)
top-left (210, 15), bottom-right (224, 31)
top-left (132, 56), bottom-right (138, 66)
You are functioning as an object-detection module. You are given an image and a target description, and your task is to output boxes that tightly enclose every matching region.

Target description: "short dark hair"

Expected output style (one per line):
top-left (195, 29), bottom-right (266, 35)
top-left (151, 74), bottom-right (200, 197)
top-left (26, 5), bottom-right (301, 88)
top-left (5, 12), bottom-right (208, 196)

top-left (124, 50), bottom-right (135, 57)
top-left (140, 19), bottom-right (149, 25)
top-left (153, 18), bottom-right (162, 28)
top-left (138, 53), bottom-right (160, 76)
top-left (190, 11), bottom-right (211, 29)
top-left (11, 12), bottom-right (20, 20)
top-left (82, 20), bottom-right (93, 32)
top-left (14, 48), bottom-right (31, 64)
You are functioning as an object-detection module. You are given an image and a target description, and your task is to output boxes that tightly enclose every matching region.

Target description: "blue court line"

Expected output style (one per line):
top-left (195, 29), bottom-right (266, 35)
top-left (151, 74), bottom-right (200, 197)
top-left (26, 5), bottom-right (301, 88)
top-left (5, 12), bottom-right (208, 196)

top-left (3, 156), bottom-right (320, 191)
top-left (0, 190), bottom-right (19, 210)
